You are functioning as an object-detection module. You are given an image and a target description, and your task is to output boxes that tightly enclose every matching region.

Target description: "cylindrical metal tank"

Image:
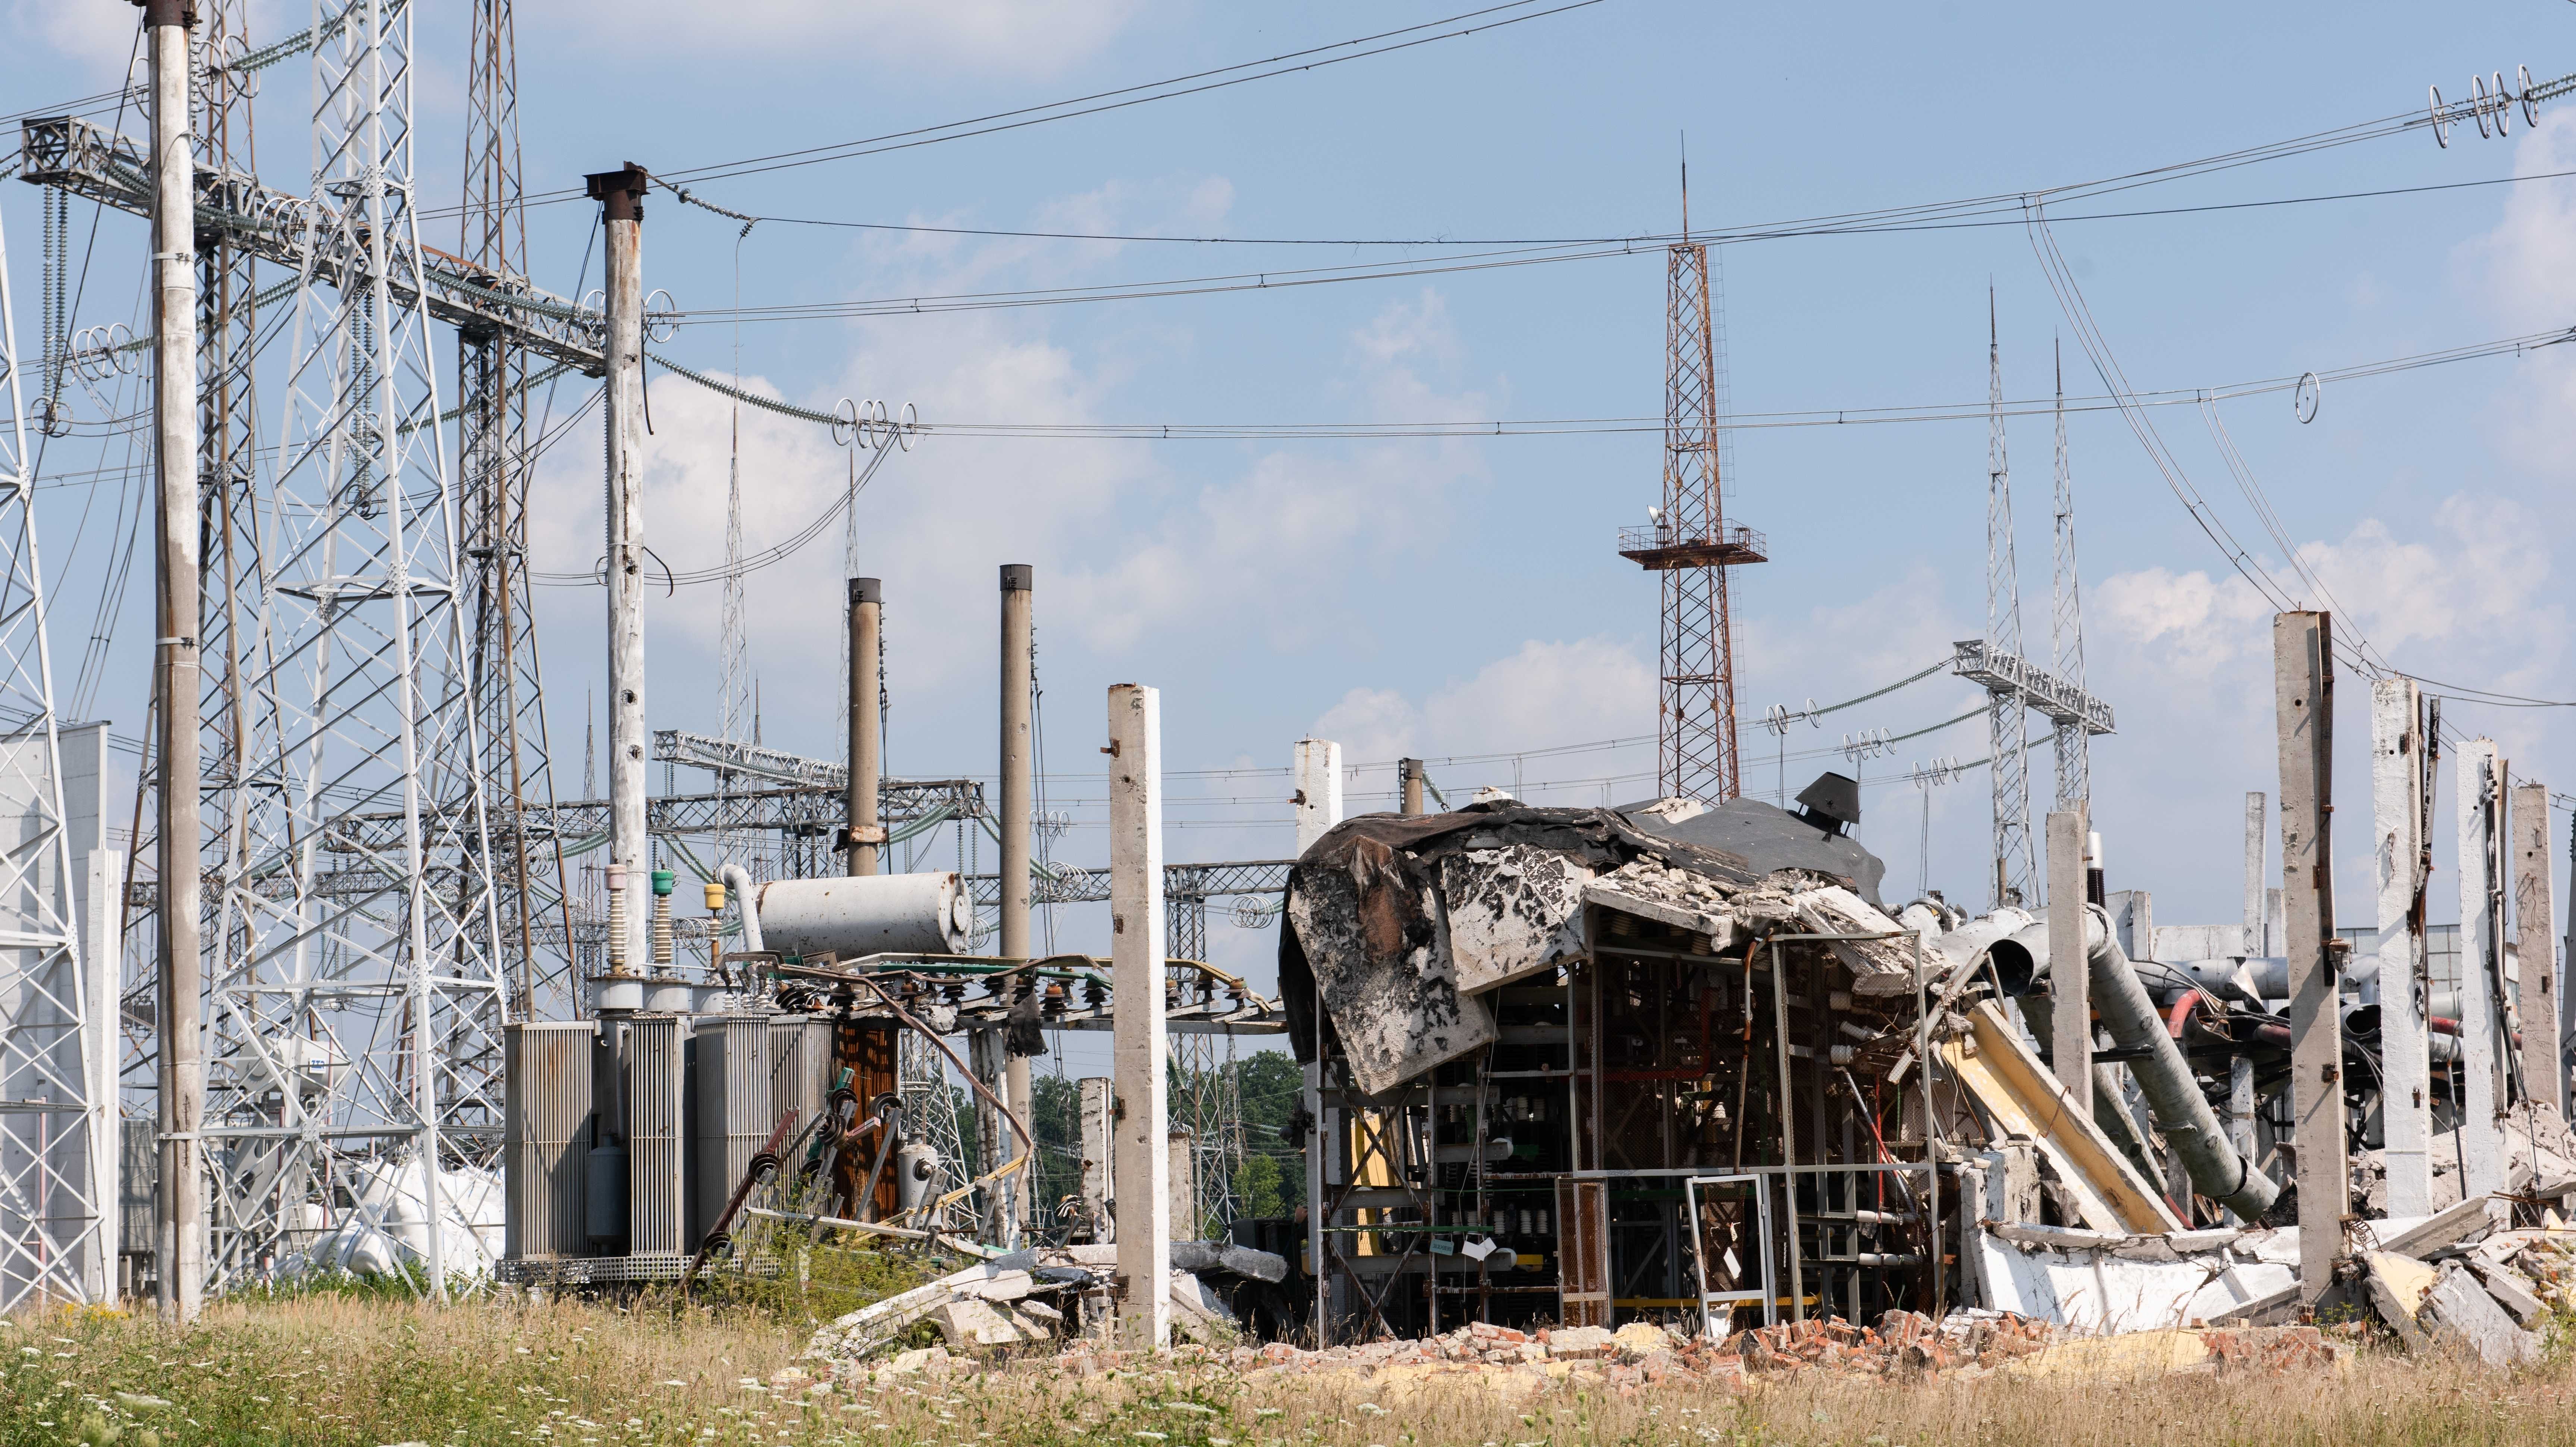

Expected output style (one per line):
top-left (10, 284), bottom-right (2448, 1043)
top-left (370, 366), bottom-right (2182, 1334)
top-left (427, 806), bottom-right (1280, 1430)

top-left (584, 1143), bottom-right (628, 1246)
top-left (896, 1142), bottom-right (942, 1212)
top-left (754, 872), bottom-right (972, 958)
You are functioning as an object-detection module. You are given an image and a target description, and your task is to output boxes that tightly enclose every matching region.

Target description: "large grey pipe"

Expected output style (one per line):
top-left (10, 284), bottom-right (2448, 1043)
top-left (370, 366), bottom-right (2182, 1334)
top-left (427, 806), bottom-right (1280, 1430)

top-left (1991, 906), bottom-right (2280, 1219)
top-left (719, 864), bottom-right (763, 956)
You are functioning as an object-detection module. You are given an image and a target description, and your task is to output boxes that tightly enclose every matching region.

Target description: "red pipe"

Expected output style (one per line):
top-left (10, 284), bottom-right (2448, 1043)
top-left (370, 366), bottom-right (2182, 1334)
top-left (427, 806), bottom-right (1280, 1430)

top-left (2164, 988), bottom-right (2200, 1041)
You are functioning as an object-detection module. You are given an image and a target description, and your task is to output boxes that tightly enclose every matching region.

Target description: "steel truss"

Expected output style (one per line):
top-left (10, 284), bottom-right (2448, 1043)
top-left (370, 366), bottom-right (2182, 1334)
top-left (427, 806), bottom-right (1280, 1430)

top-left (0, 176), bottom-right (108, 1311)
top-left (194, 0), bottom-right (505, 1292)
top-left (1616, 242), bottom-right (1763, 803)
top-left (459, 0), bottom-right (570, 1023)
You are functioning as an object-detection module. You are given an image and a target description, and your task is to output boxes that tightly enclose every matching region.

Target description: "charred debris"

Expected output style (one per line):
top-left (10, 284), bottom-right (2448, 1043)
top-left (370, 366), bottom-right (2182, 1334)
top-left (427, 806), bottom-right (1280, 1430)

top-left (1275, 775), bottom-right (2576, 1345)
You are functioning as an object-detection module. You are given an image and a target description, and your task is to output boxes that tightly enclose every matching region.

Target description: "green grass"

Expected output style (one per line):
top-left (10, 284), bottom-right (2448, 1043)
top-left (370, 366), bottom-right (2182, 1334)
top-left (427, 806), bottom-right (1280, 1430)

top-left (10, 1292), bottom-right (2576, 1447)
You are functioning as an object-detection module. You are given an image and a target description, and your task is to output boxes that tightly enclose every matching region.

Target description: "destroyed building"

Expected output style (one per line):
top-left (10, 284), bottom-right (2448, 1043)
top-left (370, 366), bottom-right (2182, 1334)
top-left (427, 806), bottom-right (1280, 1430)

top-left (1277, 774), bottom-right (2576, 1345)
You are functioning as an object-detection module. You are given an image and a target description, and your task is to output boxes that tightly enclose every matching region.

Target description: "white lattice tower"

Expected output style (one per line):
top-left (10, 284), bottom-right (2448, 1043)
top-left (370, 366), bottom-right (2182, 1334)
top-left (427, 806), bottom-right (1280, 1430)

top-left (459, 0), bottom-right (575, 1020)
top-left (897, 1026), bottom-right (968, 1227)
top-left (0, 196), bottom-right (110, 1309)
top-left (203, 0), bottom-right (505, 1292)
top-left (2048, 340), bottom-right (2090, 811)
top-left (1984, 295), bottom-right (2034, 907)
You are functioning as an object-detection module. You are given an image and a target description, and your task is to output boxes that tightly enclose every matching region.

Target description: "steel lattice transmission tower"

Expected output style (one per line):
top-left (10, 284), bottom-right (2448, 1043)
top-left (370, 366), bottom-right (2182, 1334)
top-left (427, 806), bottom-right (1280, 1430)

top-left (1165, 890), bottom-right (1243, 1238)
top-left (2048, 340), bottom-right (2090, 811)
top-left (201, 0), bottom-right (508, 1292)
top-left (107, 0), bottom-right (270, 1292)
top-left (1981, 296), bottom-right (2035, 907)
top-left (1951, 308), bottom-right (2113, 910)
top-left (0, 196), bottom-right (111, 1311)
top-left (460, 0), bottom-right (574, 1020)
top-left (1619, 207), bottom-right (1765, 802)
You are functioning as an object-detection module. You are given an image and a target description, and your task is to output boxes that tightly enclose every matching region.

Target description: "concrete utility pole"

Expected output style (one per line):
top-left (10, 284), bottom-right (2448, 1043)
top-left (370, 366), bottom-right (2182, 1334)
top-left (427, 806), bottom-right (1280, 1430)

top-left (846, 578), bottom-right (882, 876)
top-left (1107, 683), bottom-right (1170, 1348)
top-left (2243, 792), bottom-right (2266, 958)
top-left (2373, 677), bottom-right (2434, 1217)
top-left (2045, 806), bottom-right (2091, 1112)
top-left (1293, 739), bottom-right (1343, 853)
top-left (1079, 1076), bottom-right (1113, 1242)
top-left (2274, 612), bottom-right (2346, 1303)
top-left (999, 564), bottom-right (1035, 1238)
top-left (2228, 789), bottom-right (2262, 1193)
top-left (587, 162), bottom-right (652, 975)
top-left (141, 0), bottom-right (203, 1324)
top-left (2512, 781), bottom-right (2564, 1119)
top-left (2456, 740), bottom-right (2507, 1195)
top-left (1399, 758), bottom-right (1425, 817)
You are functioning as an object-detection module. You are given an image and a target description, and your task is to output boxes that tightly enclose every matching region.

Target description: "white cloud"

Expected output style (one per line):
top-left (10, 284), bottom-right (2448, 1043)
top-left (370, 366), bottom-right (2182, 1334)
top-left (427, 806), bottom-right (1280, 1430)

top-left (1311, 636), bottom-right (1657, 784)
top-left (1048, 288), bottom-right (1499, 653)
top-left (2083, 495), bottom-right (2564, 923)
top-left (548, 0), bottom-right (1145, 76)
top-left (12, 1), bottom-right (139, 77)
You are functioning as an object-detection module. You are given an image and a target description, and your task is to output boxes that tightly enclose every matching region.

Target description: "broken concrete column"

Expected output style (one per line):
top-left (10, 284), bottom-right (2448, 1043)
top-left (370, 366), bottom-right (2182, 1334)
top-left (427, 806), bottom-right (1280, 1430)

top-left (2373, 675), bottom-right (2435, 1217)
top-left (1292, 739), bottom-right (1343, 853)
top-left (1107, 682), bottom-right (1171, 1349)
top-left (2046, 807), bottom-right (2092, 1113)
top-left (1079, 1076), bottom-right (1113, 1242)
top-left (1167, 1129), bottom-right (1196, 1243)
top-left (2275, 610), bottom-right (2348, 1303)
top-left (2513, 780), bottom-right (2564, 1119)
top-left (2243, 792), bottom-right (2266, 959)
top-left (2456, 740), bottom-right (2508, 1197)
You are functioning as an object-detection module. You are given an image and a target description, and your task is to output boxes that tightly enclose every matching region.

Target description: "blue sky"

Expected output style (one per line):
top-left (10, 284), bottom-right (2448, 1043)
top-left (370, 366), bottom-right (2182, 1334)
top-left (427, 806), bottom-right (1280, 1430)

top-left (5, 0), bottom-right (2573, 1018)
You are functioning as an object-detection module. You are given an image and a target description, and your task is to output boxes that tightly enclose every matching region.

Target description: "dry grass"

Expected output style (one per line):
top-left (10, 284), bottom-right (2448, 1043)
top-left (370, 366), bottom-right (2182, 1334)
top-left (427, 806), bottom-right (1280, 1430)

top-left (9, 1295), bottom-right (2576, 1447)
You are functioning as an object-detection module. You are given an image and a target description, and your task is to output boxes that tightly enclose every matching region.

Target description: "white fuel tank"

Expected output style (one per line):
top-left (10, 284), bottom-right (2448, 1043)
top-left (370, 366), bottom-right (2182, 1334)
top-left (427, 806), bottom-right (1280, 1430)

top-left (753, 872), bottom-right (972, 959)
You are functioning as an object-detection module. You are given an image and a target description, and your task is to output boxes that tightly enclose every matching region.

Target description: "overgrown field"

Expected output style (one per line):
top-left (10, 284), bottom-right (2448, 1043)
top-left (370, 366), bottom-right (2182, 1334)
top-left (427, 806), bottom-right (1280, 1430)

top-left (9, 1289), bottom-right (2576, 1447)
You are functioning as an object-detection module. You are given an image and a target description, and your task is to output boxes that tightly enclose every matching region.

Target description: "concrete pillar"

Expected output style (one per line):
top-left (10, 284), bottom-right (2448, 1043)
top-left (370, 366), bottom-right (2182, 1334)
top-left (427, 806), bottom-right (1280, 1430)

top-left (144, 0), bottom-right (204, 1324)
top-left (2373, 677), bottom-right (2434, 1215)
top-left (1399, 758), bottom-right (1425, 817)
top-left (846, 578), bottom-right (882, 876)
top-left (1079, 1076), bottom-right (1113, 1242)
top-left (2243, 792), bottom-right (2266, 960)
top-left (2512, 781), bottom-right (2564, 1119)
top-left (1168, 1129), bottom-right (1197, 1243)
top-left (1292, 738), bottom-right (1343, 853)
top-left (588, 160), bottom-right (652, 979)
top-left (2226, 1057), bottom-right (2256, 1203)
top-left (2274, 613), bottom-right (2347, 1300)
top-left (2046, 806), bottom-right (2091, 1113)
top-left (999, 565), bottom-right (1035, 1240)
top-left (1108, 683), bottom-right (1170, 1348)
top-left (87, 849), bottom-right (121, 1302)
top-left (2455, 740), bottom-right (2507, 1196)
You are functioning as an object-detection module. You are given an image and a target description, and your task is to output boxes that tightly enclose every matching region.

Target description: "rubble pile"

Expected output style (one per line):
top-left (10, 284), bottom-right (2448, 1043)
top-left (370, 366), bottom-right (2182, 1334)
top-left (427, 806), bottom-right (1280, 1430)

top-left (2353, 1203), bottom-right (2576, 1366)
top-left (803, 1242), bottom-right (1287, 1367)
top-left (1190, 1311), bottom-right (2332, 1393)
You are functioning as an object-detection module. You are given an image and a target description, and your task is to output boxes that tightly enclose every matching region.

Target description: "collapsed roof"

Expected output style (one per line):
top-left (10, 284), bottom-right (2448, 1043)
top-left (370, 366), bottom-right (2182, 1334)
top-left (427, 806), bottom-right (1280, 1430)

top-left (1279, 788), bottom-right (1907, 1094)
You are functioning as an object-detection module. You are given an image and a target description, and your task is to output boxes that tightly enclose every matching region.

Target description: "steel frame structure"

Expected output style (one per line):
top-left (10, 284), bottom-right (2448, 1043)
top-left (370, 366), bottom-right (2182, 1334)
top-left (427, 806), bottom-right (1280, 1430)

top-left (0, 182), bottom-right (107, 1311)
top-left (191, 0), bottom-right (506, 1292)
top-left (458, 0), bottom-right (572, 1024)
top-left (1959, 310), bottom-right (2113, 909)
top-left (1617, 241), bottom-right (1763, 803)
top-left (1981, 299), bottom-right (2034, 908)
top-left (2047, 345), bottom-right (2091, 812)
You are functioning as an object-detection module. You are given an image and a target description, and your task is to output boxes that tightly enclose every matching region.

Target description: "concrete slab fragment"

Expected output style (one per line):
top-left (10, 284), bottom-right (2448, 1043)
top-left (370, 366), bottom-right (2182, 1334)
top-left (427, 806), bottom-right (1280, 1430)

top-left (2422, 1261), bottom-right (2541, 1365)
top-left (1441, 846), bottom-right (1593, 995)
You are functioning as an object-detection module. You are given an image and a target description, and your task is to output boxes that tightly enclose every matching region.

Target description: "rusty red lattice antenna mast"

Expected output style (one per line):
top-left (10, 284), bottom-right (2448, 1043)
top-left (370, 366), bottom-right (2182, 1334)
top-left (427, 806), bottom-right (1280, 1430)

top-left (1619, 161), bottom-right (1764, 802)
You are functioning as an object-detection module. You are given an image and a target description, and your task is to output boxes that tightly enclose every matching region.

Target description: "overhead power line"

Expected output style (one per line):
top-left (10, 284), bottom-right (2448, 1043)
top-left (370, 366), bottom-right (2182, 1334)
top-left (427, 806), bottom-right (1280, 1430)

top-left (658, 167), bottom-right (2576, 328)
top-left (420, 0), bottom-right (1607, 220)
top-left (725, 162), bottom-right (2576, 253)
top-left (640, 315), bottom-right (2576, 444)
